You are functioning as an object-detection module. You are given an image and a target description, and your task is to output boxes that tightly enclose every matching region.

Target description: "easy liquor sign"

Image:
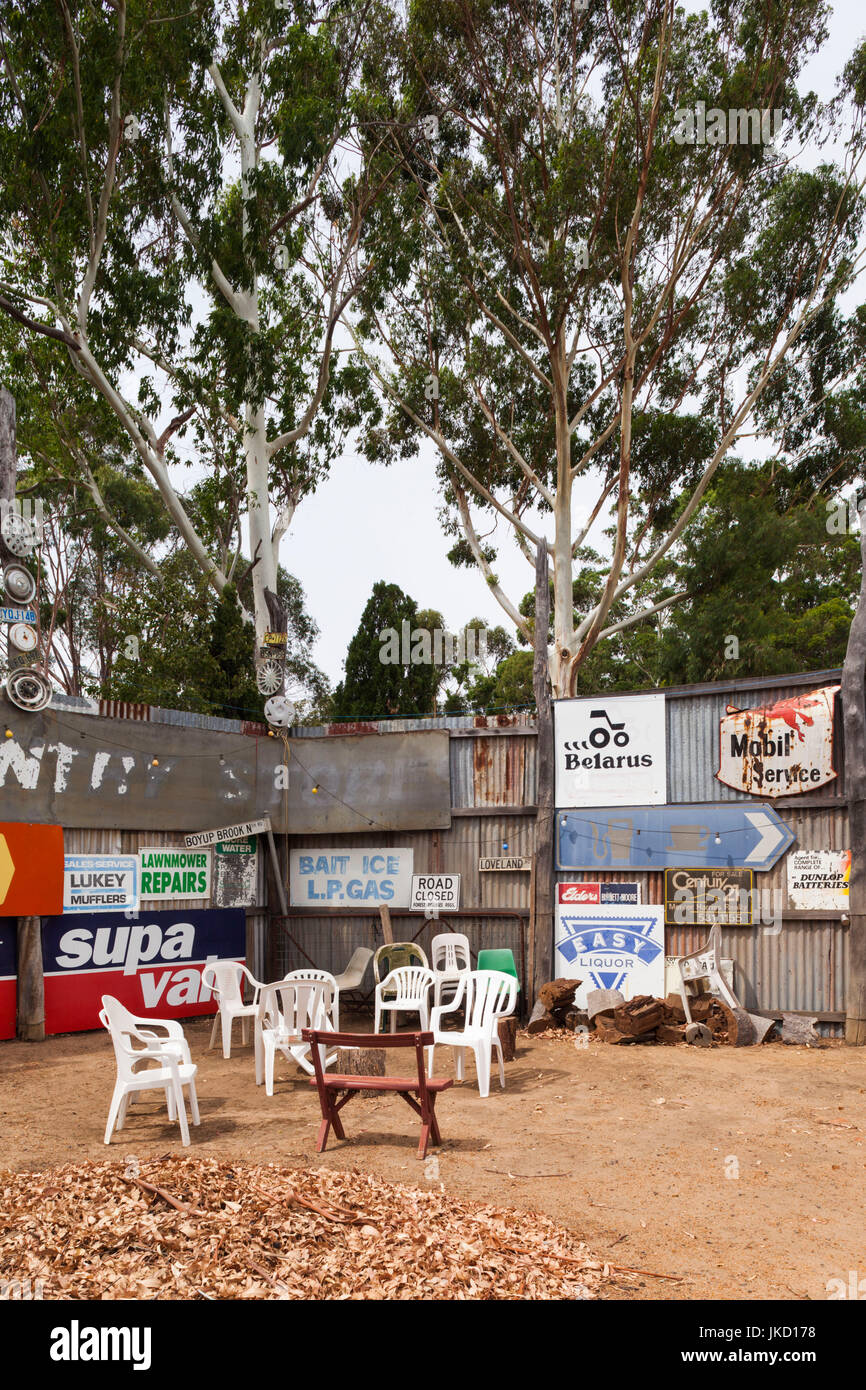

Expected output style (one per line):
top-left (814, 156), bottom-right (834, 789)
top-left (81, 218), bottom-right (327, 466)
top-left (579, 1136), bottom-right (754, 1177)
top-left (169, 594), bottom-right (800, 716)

top-left (717, 685), bottom-right (840, 798)
top-left (41, 907), bottom-right (245, 1033)
top-left (554, 902), bottom-right (665, 1008)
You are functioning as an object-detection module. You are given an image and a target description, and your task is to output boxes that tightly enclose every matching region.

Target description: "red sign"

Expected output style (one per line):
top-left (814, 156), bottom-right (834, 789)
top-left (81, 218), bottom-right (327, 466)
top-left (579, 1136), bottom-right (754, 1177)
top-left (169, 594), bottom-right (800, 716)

top-left (0, 921), bottom-right (15, 1040)
top-left (0, 822), bottom-right (64, 916)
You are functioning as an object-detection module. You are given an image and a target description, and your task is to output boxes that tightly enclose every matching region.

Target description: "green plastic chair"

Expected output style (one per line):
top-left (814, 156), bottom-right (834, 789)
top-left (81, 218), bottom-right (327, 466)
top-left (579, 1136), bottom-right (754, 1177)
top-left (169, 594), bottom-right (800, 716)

top-left (477, 948), bottom-right (520, 993)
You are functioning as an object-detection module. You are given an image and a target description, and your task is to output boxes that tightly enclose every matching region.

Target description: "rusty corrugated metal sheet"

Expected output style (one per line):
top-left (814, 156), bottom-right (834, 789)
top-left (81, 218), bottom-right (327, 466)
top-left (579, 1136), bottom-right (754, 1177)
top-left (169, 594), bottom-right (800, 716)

top-left (451, 734), bottom-right (537, 808)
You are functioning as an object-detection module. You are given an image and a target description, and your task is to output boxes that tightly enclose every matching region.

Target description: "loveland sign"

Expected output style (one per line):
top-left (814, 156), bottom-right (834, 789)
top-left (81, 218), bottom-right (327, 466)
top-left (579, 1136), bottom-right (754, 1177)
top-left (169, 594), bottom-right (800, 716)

top-left (787, 850), bottom-right (850, 910)
top-left (41, 907), bottom-right (245, 1033)
top-left (554, 903), bottom-right (665, 1008)
top-left (409, 874), bottom-right (460, 912)
top-left (0, 822), bottom-right (64, 915)
top-left (0, 921), bottom-right (14, 1040)
top-left (63, 854), bottom-right (139, 914)
top-left (289, 848), bottom-right (414, 906)
top-left (479, 856), bottom-right (531, 871)
top-left (557, 804), bottom-right (794, 872)
top-left (557, 882), bottom-right (640, 907)
top-left (185, 818), bottom-right (271, 850)
top-left (717, 685), bottom-right (840, 798)
top-left (554, 694), bottom-right (666, 806)
top-left (139, 847), bottom-right (211, 900)
top-left (664, 868), bottom-right (753, 925)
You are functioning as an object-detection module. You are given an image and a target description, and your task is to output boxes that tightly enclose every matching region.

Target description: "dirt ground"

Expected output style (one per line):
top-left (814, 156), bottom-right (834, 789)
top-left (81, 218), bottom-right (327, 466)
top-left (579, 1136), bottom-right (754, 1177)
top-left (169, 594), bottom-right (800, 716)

top-left (2, 1017), bottom-right (864, 1301)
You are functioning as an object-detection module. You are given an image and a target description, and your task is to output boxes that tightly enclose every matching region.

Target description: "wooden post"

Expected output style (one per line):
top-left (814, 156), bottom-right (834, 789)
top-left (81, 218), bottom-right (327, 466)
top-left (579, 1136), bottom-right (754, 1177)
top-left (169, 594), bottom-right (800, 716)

top-left (843, 498), bottom-right (866, 1044)
top-left (530, 540), bottom-right (555, 1000)
top-left (336, 1046), bottom-right (386, 1096)
top-left (16, 917), bottom-right (44, 1041)
top-left (1, 390), bottom-right (44, 1041)
top-left (379, 903), bottom-right (394, 944)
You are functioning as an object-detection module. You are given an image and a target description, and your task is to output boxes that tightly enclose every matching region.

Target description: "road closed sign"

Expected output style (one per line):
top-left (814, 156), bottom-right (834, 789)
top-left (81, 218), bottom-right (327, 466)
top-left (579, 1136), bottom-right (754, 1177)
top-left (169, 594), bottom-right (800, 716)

top-left (0, 822), bottom-right (63, 916)
top-left (409, 874), bottom-right (460, 912)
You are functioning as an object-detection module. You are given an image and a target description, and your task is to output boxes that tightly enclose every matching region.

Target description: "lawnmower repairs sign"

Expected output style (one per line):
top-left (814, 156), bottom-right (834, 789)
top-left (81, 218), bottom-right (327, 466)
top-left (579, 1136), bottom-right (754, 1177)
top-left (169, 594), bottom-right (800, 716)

top-left (554, 901), bottom-right (665, 1009)
top-left (139, 846), bottom-right (211, 900)
top-left (289, 848), bottom-right (414, 906)
top-left (41, 907), bottom-right (246, 1034)
top-left (555, 694), bottom-right (666, 806)
top-left (0, 921), bottom-right (15, 1040)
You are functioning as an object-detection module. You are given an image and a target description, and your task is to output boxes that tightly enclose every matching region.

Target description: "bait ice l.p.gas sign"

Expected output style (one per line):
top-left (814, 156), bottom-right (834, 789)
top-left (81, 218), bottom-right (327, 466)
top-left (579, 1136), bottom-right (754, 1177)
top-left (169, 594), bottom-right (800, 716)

top-left (717, 685), bottom-right (840, 798)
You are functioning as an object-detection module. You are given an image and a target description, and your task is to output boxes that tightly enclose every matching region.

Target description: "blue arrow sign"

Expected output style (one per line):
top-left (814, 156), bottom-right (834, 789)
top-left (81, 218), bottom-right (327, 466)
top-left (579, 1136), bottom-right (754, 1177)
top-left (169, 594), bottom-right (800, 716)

top-left (556, 803), bottom-right (795, 873)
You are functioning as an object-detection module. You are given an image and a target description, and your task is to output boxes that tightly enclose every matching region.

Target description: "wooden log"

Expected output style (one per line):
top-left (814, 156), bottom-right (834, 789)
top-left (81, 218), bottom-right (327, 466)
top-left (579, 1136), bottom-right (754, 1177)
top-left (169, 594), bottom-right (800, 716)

top-left (497, 1015), bottom-right (517, 1061)
top-left (16, 917), bottom-right (44, 1042)
top-left (530, 540), bottom-right (555, 999)
top-left (527, 999), bottom-right (557, 1034)
top-left (564, 1009), bottom-right (589, 1031)
top-left (656, 1023), bottom-right (686, 1045)
top-left (538, 978), bottom-right (578, 1012)
top-left (586, 988), bottom-right (625, 1021)
top-left (614, 996), bottom-right (663, 1036)
top-left (663, 995), bottom-right (687, 1024)
top-left (779, 1013), bottom-right (821, 1047)
top-left (336, 1047), bottom-right (386, 1097)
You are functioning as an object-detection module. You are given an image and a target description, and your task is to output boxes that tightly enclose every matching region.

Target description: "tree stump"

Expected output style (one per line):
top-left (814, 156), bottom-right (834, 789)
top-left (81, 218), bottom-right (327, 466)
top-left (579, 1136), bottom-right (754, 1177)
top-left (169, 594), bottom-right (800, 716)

top-left (336, 1047), bottom-right (386, 1097)
top-left (497, 1015), bottom-right (517, 1061)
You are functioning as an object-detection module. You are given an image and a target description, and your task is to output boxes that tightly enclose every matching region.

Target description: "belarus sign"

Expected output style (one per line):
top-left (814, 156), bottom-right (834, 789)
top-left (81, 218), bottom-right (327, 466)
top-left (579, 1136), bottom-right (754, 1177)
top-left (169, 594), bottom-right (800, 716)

top-left (139, 847), bottom-right (211, 899)
top-left (410, 874), bottom-right (460, 912)
top-left (664, 868), bottom-right (753, 925)
top-left (290, 848), bottom-right (414, 906)
top-left (717, 685), bottom-right (839, 798)
top-left (787, 850), bottom-right (850, 910)
top-left (0, 822), bottom-right (63, 915)
top-left (41, 907), bottom-right (245, 1034)
top-left (0, 921), bottom-right (14, 1040)
top-left (557, 803), bottom-right (794, 872)
top-left (64, 854), bottom-right (139, 914)
top-left (555, 694), bottom-right (666, 806)
top-left (185, 818), bottom-right (270, 850)
top-left (554, 903), bottom-right (665, 1008)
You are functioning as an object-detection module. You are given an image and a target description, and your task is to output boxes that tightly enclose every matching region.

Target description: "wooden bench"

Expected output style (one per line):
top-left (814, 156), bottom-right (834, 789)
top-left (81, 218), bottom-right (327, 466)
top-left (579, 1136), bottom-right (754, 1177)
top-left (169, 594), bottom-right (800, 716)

top-left (302, 1028), bottom-right (453, 1160)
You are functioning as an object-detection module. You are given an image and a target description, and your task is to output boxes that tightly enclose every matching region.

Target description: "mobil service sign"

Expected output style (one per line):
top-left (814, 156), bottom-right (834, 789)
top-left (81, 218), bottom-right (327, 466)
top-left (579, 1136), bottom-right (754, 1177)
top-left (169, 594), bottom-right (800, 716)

top-left (41, 907), bottom-right (245, 1034)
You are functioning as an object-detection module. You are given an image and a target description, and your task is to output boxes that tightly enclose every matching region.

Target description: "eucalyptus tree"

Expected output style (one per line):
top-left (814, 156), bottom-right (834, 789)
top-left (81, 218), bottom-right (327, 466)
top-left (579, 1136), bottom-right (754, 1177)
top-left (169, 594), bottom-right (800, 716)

top-left (356, 0), bottom-right (866, 696)
top-left (0, 0), bottom-right (394, 675)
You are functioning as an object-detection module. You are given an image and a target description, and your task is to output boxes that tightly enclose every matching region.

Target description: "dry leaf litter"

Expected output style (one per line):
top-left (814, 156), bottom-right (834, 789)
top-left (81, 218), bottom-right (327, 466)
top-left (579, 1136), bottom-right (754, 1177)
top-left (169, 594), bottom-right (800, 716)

top-left (0, 1157), bottom-right (620, 1299)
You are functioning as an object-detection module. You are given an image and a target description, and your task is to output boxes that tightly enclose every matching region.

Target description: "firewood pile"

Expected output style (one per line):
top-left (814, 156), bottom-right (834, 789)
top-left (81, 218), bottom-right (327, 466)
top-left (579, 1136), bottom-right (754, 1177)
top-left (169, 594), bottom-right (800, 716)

top-left (0, 1157), bottom-right (616, 1300)
top-left (526, 980), bottom-right (775, 1046)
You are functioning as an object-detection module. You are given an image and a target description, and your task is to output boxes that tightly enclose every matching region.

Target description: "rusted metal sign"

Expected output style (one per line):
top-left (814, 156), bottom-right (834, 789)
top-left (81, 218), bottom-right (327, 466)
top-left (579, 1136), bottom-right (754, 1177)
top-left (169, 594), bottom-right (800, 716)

top-left (716, 685), bottom-right (840, 798)
top-left (0, 711), bottom-right (451, 832)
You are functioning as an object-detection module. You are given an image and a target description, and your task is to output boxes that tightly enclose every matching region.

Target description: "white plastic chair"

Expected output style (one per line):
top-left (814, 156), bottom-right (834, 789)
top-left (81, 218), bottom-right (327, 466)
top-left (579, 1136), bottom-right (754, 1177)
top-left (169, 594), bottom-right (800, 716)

top-left (674, 924), bottom-right (739, 1024)
top-left (334, 946), bottom-right (374, 1004)
top-left (374, 965), bottom-right (434, 1034)
top-left (427, 969), bottom-right (517, 1098)
top-left (431, 932), bottom-right (471, 1009)
top-left (255, 980), bottom-right (337, 1096)
top-left (202, 960), bottom-right (263, 1058)
top-left (99, 995), bottom-right (200, 1146)
top-left (283, 968), bottom-right (340, 1030)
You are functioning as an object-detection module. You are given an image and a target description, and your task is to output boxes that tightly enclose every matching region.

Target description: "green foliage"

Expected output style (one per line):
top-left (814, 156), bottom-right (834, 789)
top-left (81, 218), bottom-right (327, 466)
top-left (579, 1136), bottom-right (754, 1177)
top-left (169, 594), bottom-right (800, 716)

top-left (332, 581), bottom-right (439, 718)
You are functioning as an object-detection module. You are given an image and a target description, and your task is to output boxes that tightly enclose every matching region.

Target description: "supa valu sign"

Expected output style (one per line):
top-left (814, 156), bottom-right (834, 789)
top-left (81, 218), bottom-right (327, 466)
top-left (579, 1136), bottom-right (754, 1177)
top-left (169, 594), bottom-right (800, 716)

top-left (41, 907), bottom-right (246, 1033)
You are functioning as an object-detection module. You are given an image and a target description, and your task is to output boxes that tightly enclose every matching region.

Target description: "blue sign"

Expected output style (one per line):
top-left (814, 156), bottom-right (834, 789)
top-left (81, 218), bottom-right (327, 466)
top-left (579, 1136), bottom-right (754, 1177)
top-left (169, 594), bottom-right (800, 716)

top-left (557, 803), bottom-right (795, 873)
top-left (554, 904), bottom-right (666, 1004)
top-left (0, 605), bottom-right (36, 624)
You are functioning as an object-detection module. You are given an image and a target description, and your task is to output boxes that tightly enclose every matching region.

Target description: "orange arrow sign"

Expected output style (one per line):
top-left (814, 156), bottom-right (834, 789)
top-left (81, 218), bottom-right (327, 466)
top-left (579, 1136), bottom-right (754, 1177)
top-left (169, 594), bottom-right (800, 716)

top-left (0, 823), bottom-right (63, 915)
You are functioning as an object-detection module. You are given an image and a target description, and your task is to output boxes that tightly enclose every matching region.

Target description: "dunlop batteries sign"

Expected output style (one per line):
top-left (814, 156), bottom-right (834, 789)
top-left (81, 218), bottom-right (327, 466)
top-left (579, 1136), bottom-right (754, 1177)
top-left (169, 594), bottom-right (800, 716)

top-left (555, 694), bottom-right (666, 806)
top-left (41, 908), bottom-right (245, 1033)
top-left (139, 847), bottom-right (211, 899)
top-left (717, 685), bottom-right (839, 798)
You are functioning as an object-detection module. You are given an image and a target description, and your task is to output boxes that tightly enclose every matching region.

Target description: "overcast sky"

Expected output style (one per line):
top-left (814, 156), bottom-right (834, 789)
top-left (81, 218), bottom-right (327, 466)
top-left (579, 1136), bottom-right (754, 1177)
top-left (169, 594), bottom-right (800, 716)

top-left (275, 0), bottom-right (865, 690)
